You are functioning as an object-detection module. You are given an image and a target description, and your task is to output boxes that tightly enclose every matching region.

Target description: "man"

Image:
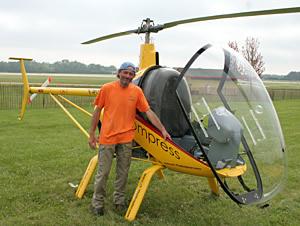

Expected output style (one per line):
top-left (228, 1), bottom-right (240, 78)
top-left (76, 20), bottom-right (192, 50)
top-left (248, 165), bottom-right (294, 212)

top-left (88, 62), bottom-right (171, 216)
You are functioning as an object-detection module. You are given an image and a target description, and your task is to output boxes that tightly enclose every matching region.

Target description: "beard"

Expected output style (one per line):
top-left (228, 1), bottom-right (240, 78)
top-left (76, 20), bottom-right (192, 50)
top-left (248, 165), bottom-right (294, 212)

top-left (119, 77), bottom-right (132, 87)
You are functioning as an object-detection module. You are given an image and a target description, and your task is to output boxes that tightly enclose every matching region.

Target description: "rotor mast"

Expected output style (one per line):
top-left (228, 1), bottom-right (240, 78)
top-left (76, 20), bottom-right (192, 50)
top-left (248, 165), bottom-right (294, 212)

top-left (139, 18), bottom-right (157, 70)
top-left (143, 18), bottom-right (152, 44)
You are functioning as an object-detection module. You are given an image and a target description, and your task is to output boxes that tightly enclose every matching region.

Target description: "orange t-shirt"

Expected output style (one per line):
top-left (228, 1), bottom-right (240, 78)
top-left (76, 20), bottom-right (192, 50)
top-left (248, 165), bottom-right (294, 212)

top-left (94, 81), bottom-right (150, 144)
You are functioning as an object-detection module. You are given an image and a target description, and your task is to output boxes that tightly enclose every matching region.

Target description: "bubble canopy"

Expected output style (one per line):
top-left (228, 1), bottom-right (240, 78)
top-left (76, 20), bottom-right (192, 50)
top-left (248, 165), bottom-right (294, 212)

top-left (175, 44), bottom-right (286, 205)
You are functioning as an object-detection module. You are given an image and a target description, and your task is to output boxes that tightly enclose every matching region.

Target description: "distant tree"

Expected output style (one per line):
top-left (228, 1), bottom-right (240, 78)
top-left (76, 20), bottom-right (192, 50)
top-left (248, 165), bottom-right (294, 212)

top-left (228, 37), bottom-right (265, 77)
top-left (0, 60), bottom-right (116, 74)
top-left (285, 71), bottom-right (300, 80)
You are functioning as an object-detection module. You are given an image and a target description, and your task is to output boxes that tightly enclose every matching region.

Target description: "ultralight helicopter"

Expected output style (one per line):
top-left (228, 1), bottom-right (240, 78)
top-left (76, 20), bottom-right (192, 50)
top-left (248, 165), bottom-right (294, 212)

top-left (11, 6), bottom-right (300, 221)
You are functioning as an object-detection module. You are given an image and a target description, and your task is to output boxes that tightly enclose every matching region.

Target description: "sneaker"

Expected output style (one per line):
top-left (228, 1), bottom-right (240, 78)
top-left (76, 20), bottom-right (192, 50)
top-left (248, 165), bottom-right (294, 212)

top-left (90, 205), bottom-right (104, 216)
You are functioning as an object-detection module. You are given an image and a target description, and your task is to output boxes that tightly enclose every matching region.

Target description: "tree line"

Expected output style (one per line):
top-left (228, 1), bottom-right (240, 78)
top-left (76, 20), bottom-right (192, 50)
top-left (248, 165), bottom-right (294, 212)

top-left (263, 71), bottom-right (300, 81)
top-left (0, 59), bottom-right (116, 74)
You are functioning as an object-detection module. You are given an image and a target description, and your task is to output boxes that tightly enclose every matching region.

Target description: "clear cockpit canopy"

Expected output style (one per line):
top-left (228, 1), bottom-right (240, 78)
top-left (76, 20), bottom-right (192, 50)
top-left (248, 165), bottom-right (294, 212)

top-left (176, 44), bottom-right (286, 204)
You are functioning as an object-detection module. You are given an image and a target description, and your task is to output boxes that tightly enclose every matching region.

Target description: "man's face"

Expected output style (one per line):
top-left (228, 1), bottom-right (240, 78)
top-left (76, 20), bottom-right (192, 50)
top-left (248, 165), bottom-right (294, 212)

top-left (118, 68), bottom-right (135, 87)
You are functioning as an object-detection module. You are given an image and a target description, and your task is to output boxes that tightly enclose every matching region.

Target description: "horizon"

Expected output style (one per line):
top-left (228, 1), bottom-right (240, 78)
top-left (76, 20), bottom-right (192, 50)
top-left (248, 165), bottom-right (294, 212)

top-left (1, 58), bottom-right (299, 76)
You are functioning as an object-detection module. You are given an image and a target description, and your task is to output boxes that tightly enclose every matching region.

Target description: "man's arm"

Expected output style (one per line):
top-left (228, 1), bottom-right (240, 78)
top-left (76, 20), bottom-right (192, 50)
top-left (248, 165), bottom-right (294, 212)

top-left (88, 106), bottom-right (101, 149)
top-left (145, 109), bottom-right (171, 140)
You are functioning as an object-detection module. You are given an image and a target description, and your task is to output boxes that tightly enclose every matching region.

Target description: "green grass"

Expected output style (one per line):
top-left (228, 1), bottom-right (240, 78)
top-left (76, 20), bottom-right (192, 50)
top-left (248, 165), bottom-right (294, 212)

top-left (0, 100), bottom-right (300, 225)
top-left (263, 80), bottom-right (300, 90)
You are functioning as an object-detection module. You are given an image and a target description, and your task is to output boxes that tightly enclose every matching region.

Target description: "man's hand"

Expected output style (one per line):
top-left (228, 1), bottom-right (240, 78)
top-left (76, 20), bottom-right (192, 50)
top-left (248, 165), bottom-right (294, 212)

top-left (88, 106), bottom-right (101, 150)
top-left (88, 134), bottom-right (97, 149)
top-left (162, 128), bottom-right (172, 141)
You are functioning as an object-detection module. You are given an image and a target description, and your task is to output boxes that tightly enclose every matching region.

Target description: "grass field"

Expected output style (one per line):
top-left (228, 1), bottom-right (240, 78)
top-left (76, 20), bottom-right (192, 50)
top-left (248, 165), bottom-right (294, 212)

top-left (0, 99), bottom-right (299, 225)
top-left (263, 80), bottom-right (300, 90)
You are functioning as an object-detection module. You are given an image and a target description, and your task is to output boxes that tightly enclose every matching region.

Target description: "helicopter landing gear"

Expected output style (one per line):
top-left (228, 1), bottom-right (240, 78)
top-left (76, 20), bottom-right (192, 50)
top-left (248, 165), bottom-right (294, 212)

top-left (125, 164), bottom-right (165, 221)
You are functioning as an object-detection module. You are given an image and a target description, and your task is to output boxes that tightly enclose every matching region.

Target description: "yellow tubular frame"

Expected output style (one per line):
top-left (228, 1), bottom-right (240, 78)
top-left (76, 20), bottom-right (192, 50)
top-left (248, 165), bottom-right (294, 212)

top-left (9, 57), bottom-right (32, 120)
top-left (125, 164), bottom-right (165, 221)
top-left (50, 94), bottom-right (90, 138)
top-left (57, 95), bottom-right (92, 117)
top-left (75, 154), bottom-right (98, 198)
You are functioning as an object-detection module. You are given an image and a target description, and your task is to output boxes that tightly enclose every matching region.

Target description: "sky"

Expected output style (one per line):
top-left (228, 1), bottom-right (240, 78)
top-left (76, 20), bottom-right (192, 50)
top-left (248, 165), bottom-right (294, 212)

top-left (1, 0), bottom-right (300, 75)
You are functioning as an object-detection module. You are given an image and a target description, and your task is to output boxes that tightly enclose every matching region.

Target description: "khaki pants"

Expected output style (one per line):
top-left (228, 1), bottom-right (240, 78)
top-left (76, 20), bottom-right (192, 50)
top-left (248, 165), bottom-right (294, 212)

top-left (92, 142), bottom-right (132, 209)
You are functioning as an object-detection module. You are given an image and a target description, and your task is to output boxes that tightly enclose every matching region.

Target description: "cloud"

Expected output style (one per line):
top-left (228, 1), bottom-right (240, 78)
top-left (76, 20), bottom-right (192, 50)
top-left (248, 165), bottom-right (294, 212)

top-left (1, 0), bottom-right (300, 74)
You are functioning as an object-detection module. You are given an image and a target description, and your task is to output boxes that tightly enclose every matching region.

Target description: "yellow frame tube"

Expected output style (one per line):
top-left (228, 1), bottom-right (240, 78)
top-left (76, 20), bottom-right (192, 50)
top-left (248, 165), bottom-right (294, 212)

top-left (125, 164), bottom-right (165, 221)
top-left (57, 95), bottom-right (92, 117)
top-left (131, 157), bottom-right (158, 164)
top-left (19, 59), bottom-right (30, 120)
top-left (9, 57), bottom-right (32, 120)
top-left (30, 87), bottom-right (99, 96)
top-left (207, 177), bottom-right (219, 195)
top-left (75, 154), bottom-right (98, 198)
top-left (49, 94), bottom-right (89, 138)
top-left (155, 168), bottom-right (165, 180)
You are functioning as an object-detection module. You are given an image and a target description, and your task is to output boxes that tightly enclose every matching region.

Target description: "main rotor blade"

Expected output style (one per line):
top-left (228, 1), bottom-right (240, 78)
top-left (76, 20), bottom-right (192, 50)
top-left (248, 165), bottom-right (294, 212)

top-left (163, 7), bottom-right (300, 29)
top-left (82, 29), bottom-right (138, 44)
top-left (82, 7), bottom-right (300, 44)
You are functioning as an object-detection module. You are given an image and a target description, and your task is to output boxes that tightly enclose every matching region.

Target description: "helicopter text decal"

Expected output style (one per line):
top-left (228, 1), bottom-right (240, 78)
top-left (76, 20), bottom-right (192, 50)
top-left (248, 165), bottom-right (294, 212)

top-left (134, 120), bottom-right (180, 160)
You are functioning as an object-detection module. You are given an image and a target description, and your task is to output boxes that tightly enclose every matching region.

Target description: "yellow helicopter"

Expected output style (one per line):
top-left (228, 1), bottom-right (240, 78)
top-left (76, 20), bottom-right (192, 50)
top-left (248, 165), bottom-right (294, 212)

top-left (11, 6), bottom-right (300, 221)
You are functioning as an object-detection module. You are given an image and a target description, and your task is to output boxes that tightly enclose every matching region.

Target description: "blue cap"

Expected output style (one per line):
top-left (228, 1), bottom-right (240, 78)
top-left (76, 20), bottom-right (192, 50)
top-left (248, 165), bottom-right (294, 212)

top-left (119, 62), bottom-right (136, 73)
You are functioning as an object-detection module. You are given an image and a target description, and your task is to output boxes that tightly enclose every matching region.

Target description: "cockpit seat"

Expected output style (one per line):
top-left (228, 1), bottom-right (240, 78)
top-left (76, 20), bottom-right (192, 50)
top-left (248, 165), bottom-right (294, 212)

top-left (139, 67), bottom-right (192, 137)
top-left (207, 106), bottom-right (244, 169)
